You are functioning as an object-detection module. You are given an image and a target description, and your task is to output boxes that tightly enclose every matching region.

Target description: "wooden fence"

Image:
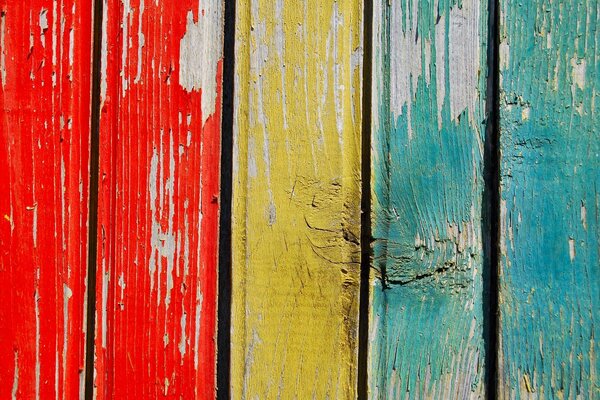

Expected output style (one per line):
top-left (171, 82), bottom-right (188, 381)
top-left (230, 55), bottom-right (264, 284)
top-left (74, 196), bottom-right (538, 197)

top-left (1, 0), bottom-right (597, 398)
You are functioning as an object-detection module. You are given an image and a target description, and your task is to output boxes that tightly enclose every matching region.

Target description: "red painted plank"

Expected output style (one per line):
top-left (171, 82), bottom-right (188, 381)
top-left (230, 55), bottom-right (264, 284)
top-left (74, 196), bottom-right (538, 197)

top-left (93, 0), bottom-right (223, 398)
top-left (0, 1), bottom-right (93, 398)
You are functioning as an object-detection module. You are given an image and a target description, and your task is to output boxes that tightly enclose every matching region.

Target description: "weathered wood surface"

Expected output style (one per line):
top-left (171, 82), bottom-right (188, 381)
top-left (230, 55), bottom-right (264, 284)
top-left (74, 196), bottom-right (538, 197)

top-left (0, 1), bottom-right (92, 398)
top-left (93, 0), bottom-right (223, 397)
top-left (498, 1), bottom-right (599, 398)
top-left (231, 1), bottom-right (363, 398)
top-left (369, 0), bottom-right (489, 397)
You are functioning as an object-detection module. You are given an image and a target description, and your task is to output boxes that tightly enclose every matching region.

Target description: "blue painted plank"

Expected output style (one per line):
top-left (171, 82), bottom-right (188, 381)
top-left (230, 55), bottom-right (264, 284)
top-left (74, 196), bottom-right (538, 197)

top-left (369, 0), bottom-right (489, 397)
top-left (498, 0), bottom-right (599, 398)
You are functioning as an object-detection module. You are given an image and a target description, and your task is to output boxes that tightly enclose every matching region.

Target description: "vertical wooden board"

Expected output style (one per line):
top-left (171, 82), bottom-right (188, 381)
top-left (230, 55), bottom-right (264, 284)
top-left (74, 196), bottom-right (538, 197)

top-left (231, 1), bottom-right (363, 398)
top-left (498, 1), bottom-right (598, 398)
top-left (0, 1), bottom-right (92, 398)
top-left (94, 0), bottom-right (223, 398)
top-left (369, 0), bottom-right (488, 398)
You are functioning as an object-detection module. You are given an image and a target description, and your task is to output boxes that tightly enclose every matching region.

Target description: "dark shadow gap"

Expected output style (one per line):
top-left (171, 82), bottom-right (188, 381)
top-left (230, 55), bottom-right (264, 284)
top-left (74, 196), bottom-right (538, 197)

top-left (216, 0), bottom-right (235, 398)
top-left (84, 0), bottom-right (104, 397)
top-left (357, 0), bottom-right (373, 398)
top-left (482, 0), bottom-right (500, 397)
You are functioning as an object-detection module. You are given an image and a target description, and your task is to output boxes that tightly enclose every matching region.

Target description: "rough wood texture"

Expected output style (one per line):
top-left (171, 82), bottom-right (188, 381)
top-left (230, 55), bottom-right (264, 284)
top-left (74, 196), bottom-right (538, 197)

top-left (498, 1), bottom-right (599, 398)
top-left (0, 1), bottom-right (92, 398)
top-left (93, 0), bottom-right (223, 397)
top-left (231, 1), bottom-right (363, 398)
top-left (369, 0), bottom-right (489, 397)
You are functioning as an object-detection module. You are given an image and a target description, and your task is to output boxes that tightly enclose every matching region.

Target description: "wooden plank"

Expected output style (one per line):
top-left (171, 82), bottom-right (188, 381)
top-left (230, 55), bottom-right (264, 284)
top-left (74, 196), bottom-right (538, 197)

top-left (93, 0), bottom-right (223, 397)
top-left (0, 1), bottom-right (92, 398)
top-left (231, 1), bottom-right (363, 398)
top-left (498, 1), bottom-right (599, 398)
top-left (368, 0), bottom-right (489, 397)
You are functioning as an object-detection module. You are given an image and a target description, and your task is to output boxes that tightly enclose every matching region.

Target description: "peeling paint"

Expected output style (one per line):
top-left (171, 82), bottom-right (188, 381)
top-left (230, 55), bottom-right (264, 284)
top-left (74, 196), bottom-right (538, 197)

top-left (194, 289), bottom-right (203, 370)
top-left (102, 270), bottom-right (108, 348)
top-left (35, 289), bottom-right (40, 400)
top-left (0, 11), bottom-right (6, 87)
top-left (448, 0), bottom-right (480, 124)
top-left (148, 145), bottom-right (177, 306)
top-left (32, 205), bottom-right (37, 248)
top-left (39, 8), bottom-right (48, 47)
top-left (118, 272), bottom-right (125, 305)
top-left (179, 312), bottom-right (187, 357)
top-left (179, 0), bottom-right (223, 125)
top-left (69, 27), bottom-right (74, 67)
top-left (11, 351), bottom-right (18, 400)
top-left (134, 0), bottom-right (144, 83)
top-left (435, 15), bottom-right (446, 130)
top-left (121, 0), bottom-right (132, 95)
top-left (499, 41), bottom-right (510, 71)
top-left (568, 238), bottom-right (576, 262)
top-left (581, 201), bottom-right (587, 230)
top-left (100, 0), bottom-right (108, 101)
top-left (63, 284), bottom-right (72, 386)
top-left (389, 0), bottom-right (421, 138)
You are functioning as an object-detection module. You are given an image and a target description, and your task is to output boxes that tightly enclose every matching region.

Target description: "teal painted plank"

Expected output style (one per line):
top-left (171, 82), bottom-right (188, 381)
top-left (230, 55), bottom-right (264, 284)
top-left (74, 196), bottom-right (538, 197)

top-left (369, 0), bottom-right (489, 397)
top-left (498, 0), bottom-right (599, 398)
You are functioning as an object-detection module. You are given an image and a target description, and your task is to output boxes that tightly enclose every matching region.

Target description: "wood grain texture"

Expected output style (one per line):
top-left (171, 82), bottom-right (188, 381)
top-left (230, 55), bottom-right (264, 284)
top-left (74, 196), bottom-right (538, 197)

top-left (0, 1), bottom-right (92, 398)
top-left (231, 1), bottom-right (363, 398)
top-left (369, 0), bottom-right (489, 397)
top-left (498, 1), bottom-right (599, 398)
top-left (93, 0), bottom-right (223, 397)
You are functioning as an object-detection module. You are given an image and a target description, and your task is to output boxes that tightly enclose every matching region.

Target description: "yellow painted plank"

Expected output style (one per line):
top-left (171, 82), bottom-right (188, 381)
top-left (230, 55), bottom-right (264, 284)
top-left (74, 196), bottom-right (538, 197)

top-left (231, 1), bottom-right (363, 398)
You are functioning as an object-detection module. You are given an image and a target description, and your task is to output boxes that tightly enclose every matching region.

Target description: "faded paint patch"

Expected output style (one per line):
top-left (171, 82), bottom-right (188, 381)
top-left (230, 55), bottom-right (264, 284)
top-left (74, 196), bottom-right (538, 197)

top-left (179, 0), bottom-right (223, 125)
top-left (274, 0), bottom-right (288, 129)
top-left (330, 2), bottom-right (344, 139)
top-left (571, 57), bottom-right (586, 90)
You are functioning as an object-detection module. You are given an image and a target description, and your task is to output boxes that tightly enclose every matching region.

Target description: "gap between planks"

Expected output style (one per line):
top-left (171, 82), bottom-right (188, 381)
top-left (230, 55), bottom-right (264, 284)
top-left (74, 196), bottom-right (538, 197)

top-left (483, 0), bottom-right (501, 396)
top-left (84, 0), bottom-right (105, 397)
top-left (358, 0), bottom-right (374, 398)
top-left (217, 0), bottom-right (236, 397)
